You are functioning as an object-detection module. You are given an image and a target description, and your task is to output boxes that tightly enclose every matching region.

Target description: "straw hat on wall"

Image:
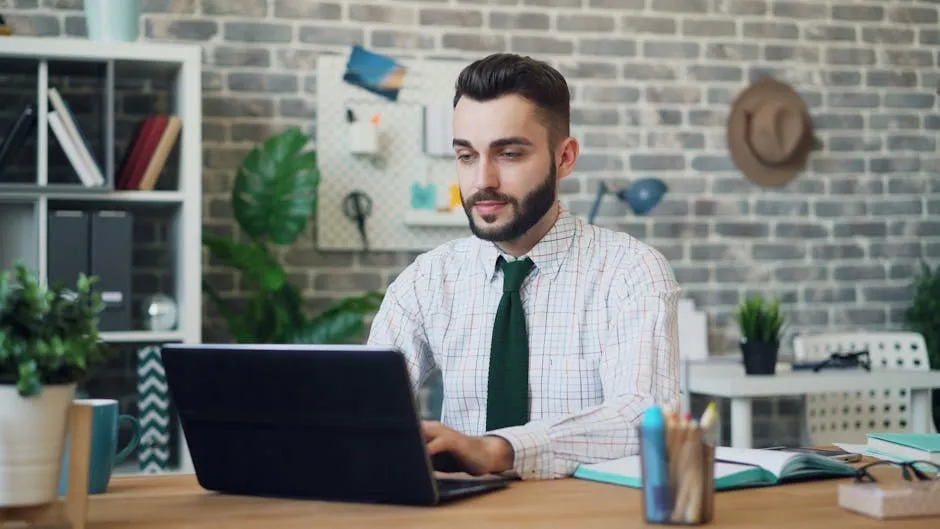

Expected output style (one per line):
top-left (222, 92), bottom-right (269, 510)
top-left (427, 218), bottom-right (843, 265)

top-left (727, 77), bottom-right (816, 187)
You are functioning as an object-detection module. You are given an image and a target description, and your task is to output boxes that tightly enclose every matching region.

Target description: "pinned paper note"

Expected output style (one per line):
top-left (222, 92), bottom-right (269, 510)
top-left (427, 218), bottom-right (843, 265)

top-left (423, 101), bottom-right (454, 158)
top-left (410, 182), bottom-right (437, 210)
top-left (448, 183), bottom-right (462, 210)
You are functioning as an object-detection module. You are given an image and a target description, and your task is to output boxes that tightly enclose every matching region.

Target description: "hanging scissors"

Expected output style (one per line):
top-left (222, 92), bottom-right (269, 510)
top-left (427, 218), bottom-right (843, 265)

top-left (342, 190), bottom-right (372, 250)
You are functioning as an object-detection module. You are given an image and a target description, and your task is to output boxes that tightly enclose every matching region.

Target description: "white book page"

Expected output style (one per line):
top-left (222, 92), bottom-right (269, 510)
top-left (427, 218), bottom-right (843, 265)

top-left (581, 454), bottom-right (761, 481)
top-left (715, 447), bottom-right (795, 477)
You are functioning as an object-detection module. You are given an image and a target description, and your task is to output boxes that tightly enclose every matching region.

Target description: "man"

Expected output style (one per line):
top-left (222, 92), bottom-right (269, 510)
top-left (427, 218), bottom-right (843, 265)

top-left (367, 53), bottom-right (680, 480)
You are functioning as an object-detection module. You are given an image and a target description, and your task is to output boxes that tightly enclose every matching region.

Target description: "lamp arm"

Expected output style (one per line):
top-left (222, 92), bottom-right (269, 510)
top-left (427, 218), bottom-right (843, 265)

top-left (587, 182), bottom-right (608, 225)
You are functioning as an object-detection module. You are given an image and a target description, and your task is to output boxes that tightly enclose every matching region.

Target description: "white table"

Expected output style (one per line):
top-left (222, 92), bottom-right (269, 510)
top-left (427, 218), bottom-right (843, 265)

top-left (683, 362), bottom-right (940, 448)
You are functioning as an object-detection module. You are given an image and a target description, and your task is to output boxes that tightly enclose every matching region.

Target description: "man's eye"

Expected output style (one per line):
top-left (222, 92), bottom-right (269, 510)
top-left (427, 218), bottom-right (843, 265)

top-left (456, 154), bottom-right (474, 162)
top-left (502, 151), bottom-right (521, 158)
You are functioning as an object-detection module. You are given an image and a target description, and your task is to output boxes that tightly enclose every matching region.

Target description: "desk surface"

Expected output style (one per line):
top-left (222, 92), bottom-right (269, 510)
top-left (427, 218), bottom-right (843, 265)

top-left (686, 363), bottom-right (940, 398)
top-left (84, 472), bottom-right (932, 528)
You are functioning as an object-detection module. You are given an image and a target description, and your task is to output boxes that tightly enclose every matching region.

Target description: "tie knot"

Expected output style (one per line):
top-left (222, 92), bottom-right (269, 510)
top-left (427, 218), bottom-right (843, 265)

top-left (499, 257), bottom-right (534, 293)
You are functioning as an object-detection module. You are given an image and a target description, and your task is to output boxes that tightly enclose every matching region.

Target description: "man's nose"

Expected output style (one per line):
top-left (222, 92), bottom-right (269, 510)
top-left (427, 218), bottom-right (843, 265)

top-left (474, 157), bottom-right (499, 189)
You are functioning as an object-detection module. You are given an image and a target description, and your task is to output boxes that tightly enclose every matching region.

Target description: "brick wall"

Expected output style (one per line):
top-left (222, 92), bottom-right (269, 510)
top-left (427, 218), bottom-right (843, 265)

top-left (4, 0), bottom-right (939, 448)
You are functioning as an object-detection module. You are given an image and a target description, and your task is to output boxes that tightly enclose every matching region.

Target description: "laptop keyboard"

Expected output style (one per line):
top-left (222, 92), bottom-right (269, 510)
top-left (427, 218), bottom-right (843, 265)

top-left (436, 477), bottom-right (507, 498)
top-left (437, 478), bottom-right (474, 493)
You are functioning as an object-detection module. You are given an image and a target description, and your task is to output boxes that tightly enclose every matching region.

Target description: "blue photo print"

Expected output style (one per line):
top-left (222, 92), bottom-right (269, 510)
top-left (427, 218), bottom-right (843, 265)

top-left (342, 45), bottom-right (407, 102)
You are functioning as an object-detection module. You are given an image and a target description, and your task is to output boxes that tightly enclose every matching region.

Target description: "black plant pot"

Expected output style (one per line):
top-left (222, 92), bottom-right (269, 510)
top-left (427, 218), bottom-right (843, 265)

top-left (740, 341), bottom-right (779, 375)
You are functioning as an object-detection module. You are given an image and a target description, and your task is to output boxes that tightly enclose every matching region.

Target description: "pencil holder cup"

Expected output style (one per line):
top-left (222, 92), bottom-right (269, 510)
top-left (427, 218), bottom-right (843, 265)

top-left (638, 425), bottom-right (716, 525)
top-left (348, 122), bottom-right (378, 156)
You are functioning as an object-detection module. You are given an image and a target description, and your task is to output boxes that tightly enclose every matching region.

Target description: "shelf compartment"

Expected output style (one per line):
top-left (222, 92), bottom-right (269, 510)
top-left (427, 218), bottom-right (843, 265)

top-left (0, 60), bottom-right (41, 186)
top-left (0, 201), bottom-right (40, 276)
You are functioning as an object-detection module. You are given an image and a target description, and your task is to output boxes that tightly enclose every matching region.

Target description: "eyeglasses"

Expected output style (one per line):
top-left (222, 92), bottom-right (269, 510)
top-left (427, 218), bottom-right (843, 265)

top-left (813, 350), bottom-right (871, 373)
top-left (854, 460), bottom-right (940, 483)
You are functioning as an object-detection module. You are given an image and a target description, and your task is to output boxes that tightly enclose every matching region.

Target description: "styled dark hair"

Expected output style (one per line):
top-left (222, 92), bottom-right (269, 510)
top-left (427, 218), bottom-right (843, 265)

top-left (453, 53), bottom-right (570, 144)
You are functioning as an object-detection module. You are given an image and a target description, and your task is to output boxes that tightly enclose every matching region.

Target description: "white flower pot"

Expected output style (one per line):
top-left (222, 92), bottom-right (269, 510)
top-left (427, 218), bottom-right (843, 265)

top-left (0, 383), bottom-right (77, 507)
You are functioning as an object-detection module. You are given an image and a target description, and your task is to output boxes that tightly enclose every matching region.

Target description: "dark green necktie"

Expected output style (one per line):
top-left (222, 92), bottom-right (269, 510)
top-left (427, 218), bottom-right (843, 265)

top-left (486, 256), bottom-right (535, 431)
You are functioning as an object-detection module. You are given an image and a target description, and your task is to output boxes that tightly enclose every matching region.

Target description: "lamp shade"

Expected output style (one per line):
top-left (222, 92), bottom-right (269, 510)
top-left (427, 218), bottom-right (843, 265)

top-left (586, 177), bottom-right (669, 224)
top-left (618, 177), bottom-right (668, 216)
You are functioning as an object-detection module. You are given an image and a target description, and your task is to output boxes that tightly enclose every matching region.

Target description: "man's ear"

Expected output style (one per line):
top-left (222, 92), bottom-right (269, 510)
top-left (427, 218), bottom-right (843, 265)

top-left (556, 137), bottom-right (580, 179)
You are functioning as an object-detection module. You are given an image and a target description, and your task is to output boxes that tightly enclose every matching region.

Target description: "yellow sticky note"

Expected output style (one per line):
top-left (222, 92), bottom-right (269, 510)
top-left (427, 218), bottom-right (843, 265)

top-left (448, 184), bottom-right (462, 209)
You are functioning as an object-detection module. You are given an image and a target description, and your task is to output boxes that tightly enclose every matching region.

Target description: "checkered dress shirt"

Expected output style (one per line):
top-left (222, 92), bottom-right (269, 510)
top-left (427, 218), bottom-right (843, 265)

top-left (367, 208), bottom-right (681, 480)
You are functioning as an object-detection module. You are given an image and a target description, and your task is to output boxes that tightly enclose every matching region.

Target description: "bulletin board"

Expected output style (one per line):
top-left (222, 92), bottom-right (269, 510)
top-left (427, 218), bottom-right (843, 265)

top-left (315, 51), bottom-right (475, 252)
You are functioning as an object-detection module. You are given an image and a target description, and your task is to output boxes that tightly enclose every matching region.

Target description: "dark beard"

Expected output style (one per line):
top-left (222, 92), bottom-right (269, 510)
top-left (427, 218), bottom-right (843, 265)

top-left (461, 159), bottom-right (557, 243)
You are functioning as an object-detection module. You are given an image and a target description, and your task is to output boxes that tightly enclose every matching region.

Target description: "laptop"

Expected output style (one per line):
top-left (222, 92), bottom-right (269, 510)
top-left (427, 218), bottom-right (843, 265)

top-left (159, 343), bottom-right (511, 506)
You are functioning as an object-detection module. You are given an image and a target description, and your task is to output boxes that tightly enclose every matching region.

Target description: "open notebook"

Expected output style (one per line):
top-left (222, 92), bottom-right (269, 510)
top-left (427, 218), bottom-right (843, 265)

top-left (573, 446), bottom-right (857, 491)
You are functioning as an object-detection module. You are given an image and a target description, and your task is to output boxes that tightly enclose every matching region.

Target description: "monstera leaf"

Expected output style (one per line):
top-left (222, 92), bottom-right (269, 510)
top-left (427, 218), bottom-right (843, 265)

top-left (232, 127), bottom-right (320, 246)
top-left (285, 292), bottom-right (384, 344)
top-left (202, 233), bottom-right (285, 291)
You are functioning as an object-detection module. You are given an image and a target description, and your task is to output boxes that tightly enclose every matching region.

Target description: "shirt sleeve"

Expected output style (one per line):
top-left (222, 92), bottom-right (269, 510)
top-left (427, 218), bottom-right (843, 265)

top-left (486, 245), bottom-right (681, 480)
top-left (366, 264), bottom-right (436, 397)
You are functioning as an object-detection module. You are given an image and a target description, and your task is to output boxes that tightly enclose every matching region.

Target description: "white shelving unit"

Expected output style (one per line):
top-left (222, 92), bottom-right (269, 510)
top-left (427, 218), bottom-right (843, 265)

top-left (0, 37), bottom-right (202, 474)
top-left (402, 208), bottom-right (470, 228)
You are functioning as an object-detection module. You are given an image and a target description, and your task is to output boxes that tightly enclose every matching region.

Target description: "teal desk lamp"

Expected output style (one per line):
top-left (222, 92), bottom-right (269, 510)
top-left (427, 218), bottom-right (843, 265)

top-left (587, 177), bottom-right (668, 224)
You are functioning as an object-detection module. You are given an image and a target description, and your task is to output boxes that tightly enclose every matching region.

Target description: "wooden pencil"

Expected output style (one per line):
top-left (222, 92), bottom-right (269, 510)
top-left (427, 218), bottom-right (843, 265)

top-left (703, 443), bottom-right (716, 522)
top-left (668, 421), bottom-right (686, 522)
top-left (684, 425), bottom-right (705, 522)
top-left (670, 423), bottom-right (697, 522)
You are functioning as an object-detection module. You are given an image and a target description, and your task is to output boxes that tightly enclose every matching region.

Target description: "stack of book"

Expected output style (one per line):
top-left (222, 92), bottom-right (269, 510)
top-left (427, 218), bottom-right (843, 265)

top-left (866, 433), bottom-right (940, 464)
top-left (114, 114), bottom-right (182, 191)
top-left (47, 86), bottom-right (106, 187)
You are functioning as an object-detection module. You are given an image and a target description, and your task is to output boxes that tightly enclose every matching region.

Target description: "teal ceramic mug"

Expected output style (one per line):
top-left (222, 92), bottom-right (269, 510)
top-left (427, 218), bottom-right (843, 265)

top-left (83, 0), bottom-right (140, 42)
top-left (59, 398), bottom-right (141, 495)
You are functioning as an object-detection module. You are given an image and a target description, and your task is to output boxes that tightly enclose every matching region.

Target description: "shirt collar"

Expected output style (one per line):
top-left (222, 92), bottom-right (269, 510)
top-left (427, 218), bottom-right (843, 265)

top-left (477, 207), bottom-right (578, 283)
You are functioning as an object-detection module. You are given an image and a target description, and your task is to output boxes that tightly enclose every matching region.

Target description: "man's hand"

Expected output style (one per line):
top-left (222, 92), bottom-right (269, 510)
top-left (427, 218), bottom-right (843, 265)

top-left (422, 420), bottom-right (514, 476)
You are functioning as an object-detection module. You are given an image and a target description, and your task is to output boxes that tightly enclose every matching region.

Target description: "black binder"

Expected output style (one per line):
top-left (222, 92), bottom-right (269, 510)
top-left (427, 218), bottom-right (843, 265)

top-left (47, 209), bottom-right (89, 289)
top-left (47, 208), bottom-right (133, 331)
top-left (89, 210), bottom-right (133, 331)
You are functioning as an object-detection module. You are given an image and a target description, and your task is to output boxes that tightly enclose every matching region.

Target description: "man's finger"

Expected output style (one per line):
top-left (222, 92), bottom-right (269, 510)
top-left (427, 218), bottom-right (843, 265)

top-left (422, 420), bottom-right (444, 433)
top-left (426, 434), bottom-right (453, 456)
top-left (422, 420), bottom-right (445, 440)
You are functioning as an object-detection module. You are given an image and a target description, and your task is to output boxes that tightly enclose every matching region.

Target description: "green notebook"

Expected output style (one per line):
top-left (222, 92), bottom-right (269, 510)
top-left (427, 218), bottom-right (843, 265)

top-left (573, 446), bottom-right (857, 491)
top-left (866, 433), bottom-right (940, 464)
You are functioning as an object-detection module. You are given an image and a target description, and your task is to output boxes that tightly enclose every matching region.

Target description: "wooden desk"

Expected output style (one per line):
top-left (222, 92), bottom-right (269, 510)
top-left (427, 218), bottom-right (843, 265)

top-left (82, 472), bottom-right (933, 528)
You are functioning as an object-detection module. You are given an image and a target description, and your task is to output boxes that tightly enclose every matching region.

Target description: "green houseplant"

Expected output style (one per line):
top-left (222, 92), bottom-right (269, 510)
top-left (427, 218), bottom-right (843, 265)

top-left (733, 294), bottom-right (786, 376)
top-left (903, 260), bottom-right (940, 432)
top-left (202, 127), bottom-right (383, 344)
top-left (0, 262), bottom-right (111, 507)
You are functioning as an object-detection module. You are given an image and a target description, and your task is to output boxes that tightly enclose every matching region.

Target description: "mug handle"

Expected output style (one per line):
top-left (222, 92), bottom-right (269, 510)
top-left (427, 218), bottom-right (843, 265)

top-left (114, 414), bottom-right (142, 466)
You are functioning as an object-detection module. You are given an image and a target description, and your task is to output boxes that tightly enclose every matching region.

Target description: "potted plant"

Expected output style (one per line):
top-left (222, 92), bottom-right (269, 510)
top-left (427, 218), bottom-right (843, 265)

top-left (903, 260), bottom-right (940, 432)
top-left (733, 294), bottom-right (785, 376)
top-left (0, 262), bottom-right (110, 507)
top-left (202, 127), bottom-right (383, 344)
top-left (0, 14), bottom-right (13, 36)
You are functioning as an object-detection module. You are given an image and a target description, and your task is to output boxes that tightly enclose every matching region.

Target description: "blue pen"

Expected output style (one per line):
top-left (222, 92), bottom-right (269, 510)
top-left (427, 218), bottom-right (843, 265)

top-left (640, 405), bottom-right (671, 522)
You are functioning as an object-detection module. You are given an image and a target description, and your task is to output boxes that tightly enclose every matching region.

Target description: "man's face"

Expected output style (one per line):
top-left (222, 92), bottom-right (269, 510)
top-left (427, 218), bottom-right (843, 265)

top-left (452, 94), bottom-right (559, 243)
